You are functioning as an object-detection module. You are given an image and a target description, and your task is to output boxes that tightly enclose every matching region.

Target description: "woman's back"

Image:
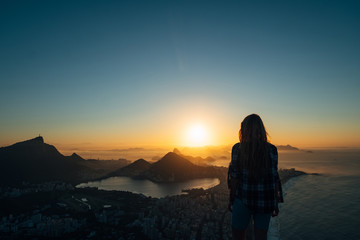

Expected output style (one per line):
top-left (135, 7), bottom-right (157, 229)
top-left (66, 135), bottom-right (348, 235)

top-left (228, 114), bottom-right (284, 240)
top-left (229, 142), bottom-right (282, 213)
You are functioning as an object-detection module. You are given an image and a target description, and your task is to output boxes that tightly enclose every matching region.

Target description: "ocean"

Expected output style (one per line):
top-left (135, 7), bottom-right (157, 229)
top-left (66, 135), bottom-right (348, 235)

top-left (276, 149), bottom-right (360, 240)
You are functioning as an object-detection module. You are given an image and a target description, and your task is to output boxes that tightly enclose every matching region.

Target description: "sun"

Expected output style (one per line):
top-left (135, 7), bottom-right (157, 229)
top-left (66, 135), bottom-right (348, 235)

top-left (186, 124), bottom-right (209, 147)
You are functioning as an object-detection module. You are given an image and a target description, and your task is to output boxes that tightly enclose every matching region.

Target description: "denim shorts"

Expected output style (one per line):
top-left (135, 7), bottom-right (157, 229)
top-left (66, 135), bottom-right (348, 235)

top-left (232, 197), bottom-right (271, 230)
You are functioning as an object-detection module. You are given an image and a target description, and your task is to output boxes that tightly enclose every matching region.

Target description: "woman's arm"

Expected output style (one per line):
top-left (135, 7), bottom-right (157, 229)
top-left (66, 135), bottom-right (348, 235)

top-left (272, 146), bottom-right (284, 203)
top-left (228, 143), bottom-right (241, 211)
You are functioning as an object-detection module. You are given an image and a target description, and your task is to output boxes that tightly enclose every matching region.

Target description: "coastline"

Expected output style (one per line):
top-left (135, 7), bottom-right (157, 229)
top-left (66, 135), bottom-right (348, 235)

top-left (279, 168), bottom-right (307, 185)
top-left (268, 169), bottom-right (307, 240)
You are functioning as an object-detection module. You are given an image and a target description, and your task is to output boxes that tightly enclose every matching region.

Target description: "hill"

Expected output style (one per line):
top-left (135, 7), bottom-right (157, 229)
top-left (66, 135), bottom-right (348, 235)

top-left (108, 152), bottom-right (223, 182)
top-left (0, 137), bottom-right (131, 186)
top-left (141, 152), bottom-right (197, 182)
top-left (108, 158), bottom-right (151, 177)
top-left (277, 144), bottom-right (313, 153)
top-left (277, 144), bottom-right (300, 151)
top-left (0, 137), bottom-right (86, 185)
top-left (172, 148), bottom-right (216, 165)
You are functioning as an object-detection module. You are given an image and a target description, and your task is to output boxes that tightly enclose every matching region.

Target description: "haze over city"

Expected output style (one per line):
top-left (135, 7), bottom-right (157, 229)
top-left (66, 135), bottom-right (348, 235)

top-left (1, 0), bottom-right (359, 152)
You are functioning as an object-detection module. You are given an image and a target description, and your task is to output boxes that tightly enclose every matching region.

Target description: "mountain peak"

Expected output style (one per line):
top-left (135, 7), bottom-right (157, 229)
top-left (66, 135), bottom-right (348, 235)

top-left (70, 153), bottom-right (84, 161)
top-left (133, 158), bottom-right (150, 164)
top-left (155, 152), bottom-right (194, 167)
top-left (22, 136), bottom-right (44, 144)
top-left (108, 158), bottom-right (151, 177)
top-left (277, 144), bottom-right (299, 151)
top-left (34, 136), bottom-right (44, 143)
top-left (5, 136), bottom-right (46, 149)
top-left (164, 151), bottom-right (177, 157)
top-left (0, 136), bottom-right (84, 185)
top-left (141, 152), bottom-right (201, 182)
top-left (173, 148), bottom-right (181, 155)
top-left (161, 152), bottom-right (183, 161)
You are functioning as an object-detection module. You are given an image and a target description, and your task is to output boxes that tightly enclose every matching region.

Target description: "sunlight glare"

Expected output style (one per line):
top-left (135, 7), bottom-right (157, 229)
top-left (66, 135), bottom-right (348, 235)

top-left (187, 124), bottom-right (209, 147)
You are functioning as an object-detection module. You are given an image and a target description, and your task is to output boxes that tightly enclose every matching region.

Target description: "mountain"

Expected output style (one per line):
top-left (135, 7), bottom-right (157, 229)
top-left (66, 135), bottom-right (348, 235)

top-left (277, 144), bottom-right (300, 151)
top-left (0, 137), bottom-right (131, 186)
top-left (70, 153), bottom-right (85, 161)
top-left (172, 148), bottom-right (182, 155)
top-left (108, 158), bottom-right (151, 177)
top-left (172, 148), bottom-right (216, 165)
top-left (142, 152), bottom-right (195, 182)
top-left (138, 152), bottom-right (219, 182)
top-left (108, 152), bottom-right (222, 182)
top-left (277, 144), bottom-right (312, 153)
top-left (0, 137), bottom-right (224, 186)
top-left (0, 136), bottom-right (87, 186)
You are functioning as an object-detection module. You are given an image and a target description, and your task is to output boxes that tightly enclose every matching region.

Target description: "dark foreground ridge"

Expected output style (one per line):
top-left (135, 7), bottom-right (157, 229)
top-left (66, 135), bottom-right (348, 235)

top-left (0, 169), bottom-right (305, 239)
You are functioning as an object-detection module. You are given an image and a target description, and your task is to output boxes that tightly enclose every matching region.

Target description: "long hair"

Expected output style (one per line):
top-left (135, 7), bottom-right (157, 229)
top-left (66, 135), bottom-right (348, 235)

top-left (237, 114), bottom-right (270, 178)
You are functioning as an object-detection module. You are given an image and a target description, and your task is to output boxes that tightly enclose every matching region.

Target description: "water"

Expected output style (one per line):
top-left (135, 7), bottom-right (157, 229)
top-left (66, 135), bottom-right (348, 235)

top-left (279, 175), bottom-right (360, 240)
top-left (276, 149), bottom-right (360, 240)
top-left (76, 149), bottom-right (360, 239)
top-left (76, 177), bottom-right (220, 198)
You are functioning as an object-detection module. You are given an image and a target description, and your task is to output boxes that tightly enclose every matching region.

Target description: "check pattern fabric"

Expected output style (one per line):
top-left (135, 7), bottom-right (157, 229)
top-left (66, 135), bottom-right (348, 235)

top-left (228, 142), bottom-right (284, 213)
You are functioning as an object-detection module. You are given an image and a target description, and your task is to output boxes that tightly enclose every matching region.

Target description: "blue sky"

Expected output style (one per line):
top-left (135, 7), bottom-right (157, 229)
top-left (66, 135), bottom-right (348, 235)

top-left (1, 0), bottom-right (359, 148)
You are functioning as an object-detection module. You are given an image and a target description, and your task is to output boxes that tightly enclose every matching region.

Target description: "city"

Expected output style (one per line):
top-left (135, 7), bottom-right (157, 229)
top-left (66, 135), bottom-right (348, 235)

top-left (0, 169), bottom-right (303, 239)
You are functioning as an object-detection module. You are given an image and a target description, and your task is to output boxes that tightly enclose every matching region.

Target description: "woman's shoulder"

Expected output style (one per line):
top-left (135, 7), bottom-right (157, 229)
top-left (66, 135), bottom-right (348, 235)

top-left (232, 142), bottom-right (241, 151)
top-left (267, 142), bottom-right (278, 155)
top-left (231, 143), bottom-right (241, 157)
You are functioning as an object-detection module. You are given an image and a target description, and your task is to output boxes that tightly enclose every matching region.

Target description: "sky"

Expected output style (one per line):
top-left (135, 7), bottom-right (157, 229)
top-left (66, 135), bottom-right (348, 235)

top-left (1, 0), bottom-right (360, 150)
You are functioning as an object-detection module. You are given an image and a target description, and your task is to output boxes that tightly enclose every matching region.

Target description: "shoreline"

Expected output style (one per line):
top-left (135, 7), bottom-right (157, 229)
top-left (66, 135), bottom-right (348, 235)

top-left (279, 168), bottom-right (307, 185)
top-left (268, 169), bottom-right (307, 240)
top-left (75, 167), bottom-right (307, 199)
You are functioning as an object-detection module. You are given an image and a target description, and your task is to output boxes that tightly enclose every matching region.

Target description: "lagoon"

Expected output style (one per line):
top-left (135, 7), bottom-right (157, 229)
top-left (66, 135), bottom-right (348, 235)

top-left (76, 177), bottom-right (220, 198)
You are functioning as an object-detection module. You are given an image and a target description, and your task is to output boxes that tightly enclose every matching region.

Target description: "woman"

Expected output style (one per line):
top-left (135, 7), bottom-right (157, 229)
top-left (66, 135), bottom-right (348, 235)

top-left (228, 114), bottom-right (283, 240)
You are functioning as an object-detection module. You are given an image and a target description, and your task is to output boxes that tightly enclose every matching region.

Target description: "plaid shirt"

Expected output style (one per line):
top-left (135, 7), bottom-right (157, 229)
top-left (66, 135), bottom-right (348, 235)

top-left (228, 142), bottom-right (284, 213)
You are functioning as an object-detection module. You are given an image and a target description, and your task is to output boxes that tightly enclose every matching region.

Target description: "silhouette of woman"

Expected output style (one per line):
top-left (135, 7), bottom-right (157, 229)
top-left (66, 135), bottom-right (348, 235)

top-left (228, 114), bottom-right (283, 240)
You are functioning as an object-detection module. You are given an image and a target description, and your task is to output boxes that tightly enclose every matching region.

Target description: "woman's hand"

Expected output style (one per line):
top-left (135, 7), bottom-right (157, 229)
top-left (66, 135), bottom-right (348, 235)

top-left (228, 202), bottom-right (233, 212)
top-left (272, 208), bottom-right (279, 217)
top-left (228, 178), bottom-right (238, 212)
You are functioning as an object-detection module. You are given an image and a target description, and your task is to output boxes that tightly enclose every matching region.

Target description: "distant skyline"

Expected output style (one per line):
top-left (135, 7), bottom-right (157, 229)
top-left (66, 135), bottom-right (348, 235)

top-left (1, 0), bottom-right (360, 149)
